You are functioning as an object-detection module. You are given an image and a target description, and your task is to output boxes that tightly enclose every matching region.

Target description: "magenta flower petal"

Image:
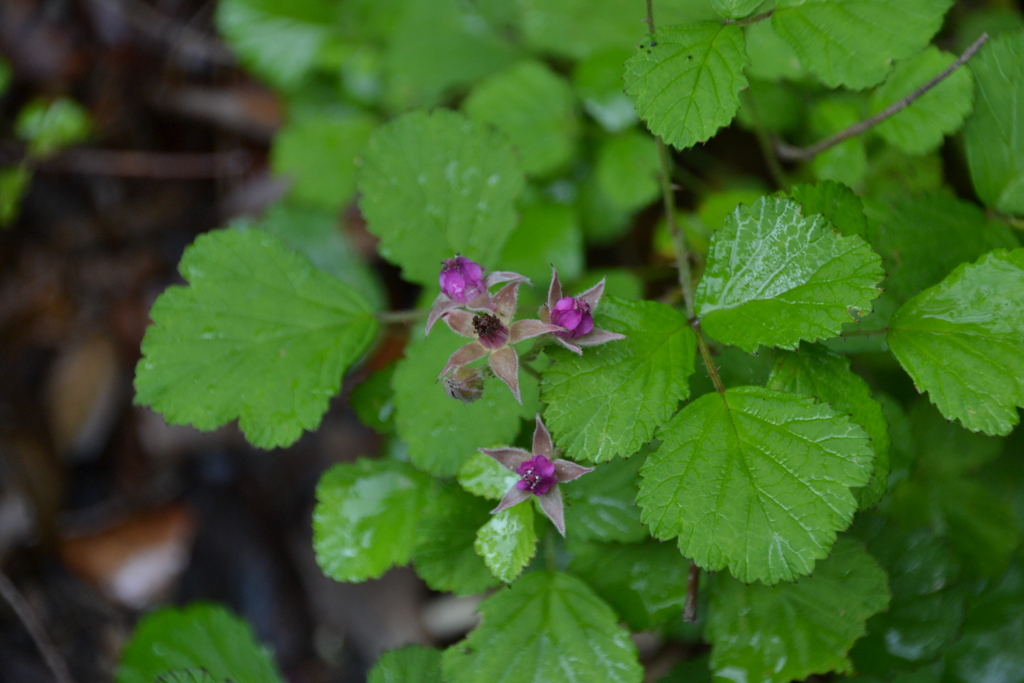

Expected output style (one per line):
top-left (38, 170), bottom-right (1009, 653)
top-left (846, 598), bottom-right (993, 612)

top-left (551, 296), bottom-right (594, 340)
top-left (440, 255), bottom-right (486, 303)
top-left (515, 455), bottom-right (557, 495)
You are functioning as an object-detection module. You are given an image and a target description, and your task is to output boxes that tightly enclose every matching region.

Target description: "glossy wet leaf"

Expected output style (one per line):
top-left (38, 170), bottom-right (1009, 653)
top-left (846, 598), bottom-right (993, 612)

top-left (790, 181), bottom-right (868, 240)
top-left (458, 451), bottom-right (520, 501)
top-left (474, 503), bottom-right (537, 584)
top-left (595, 130), bottom-right (661, 212)
top-left (392, 325), bottom-right (537, 476)
top-left (313, 458), bottom-right (431, 583)
top-left (707, 540), bottom-right (890, 683)
top-left (463, 61), bottom-right (579, 177)
top-left (772, 0), bottom-right (953, 89)
top-left (625, 22), bottom-right (748, 150)
top-left (563, 453), bottom-right (647, 543)
top-left (767, 344), bottom-right (890, 509)
top-left (134, 229), bottom-right (378, 449)
top-left (568, 539), bottom-right (691, 631)
top-left (442, 571), bottom-right (643, 683)
top-left (694, 196), bottom-right (883, 352)
top-left (369, 646), bottom-right (443, 683)
top-left (116, 604), bottom-right (282, 683)
top-left (944, 565), bottom-right (1024, 683)
top-left (356, 109), bottom-right (524, 286)
top-left (413, 482), bottom-right (500, 595)
top-left (888, 249), bottom-right (1024, 436)
top-left (542, 298), bottom-right (696, 463)
top-left (638, 386), bottom-right (874, 584)
top-left (964, 32), bottom-right (1024, 216)
top-left (871, 47), bottom-right (974, 155)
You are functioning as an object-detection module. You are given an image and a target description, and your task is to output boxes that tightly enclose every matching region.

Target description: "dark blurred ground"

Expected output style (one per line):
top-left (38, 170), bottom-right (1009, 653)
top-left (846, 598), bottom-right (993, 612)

top-left (0, 1), bottom-right (450, 680)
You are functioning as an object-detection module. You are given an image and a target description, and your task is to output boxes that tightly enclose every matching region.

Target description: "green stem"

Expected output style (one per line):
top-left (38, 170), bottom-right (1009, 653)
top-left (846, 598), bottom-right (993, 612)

top-left (658, 140), bottom-right (696, 320)
top-left (375, 309), bottom-right (425, 324)
top-left (694, 321), bottom-right (725, 394)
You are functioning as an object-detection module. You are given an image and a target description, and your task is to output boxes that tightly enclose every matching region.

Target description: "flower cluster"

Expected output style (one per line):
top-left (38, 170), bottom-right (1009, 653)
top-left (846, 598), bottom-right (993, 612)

top-left (430, 255), bottom-right (625, 403)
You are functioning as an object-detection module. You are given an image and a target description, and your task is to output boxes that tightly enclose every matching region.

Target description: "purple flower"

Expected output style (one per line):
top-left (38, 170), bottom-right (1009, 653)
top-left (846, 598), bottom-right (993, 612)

top-left (481, 415), bottom-right (594, 536)
top-left (438, 282), bottom-right (562, 403)
top-left (426, 256), bottom-right (530, 335)
top-left (541, 268), bottom-right (627, 354)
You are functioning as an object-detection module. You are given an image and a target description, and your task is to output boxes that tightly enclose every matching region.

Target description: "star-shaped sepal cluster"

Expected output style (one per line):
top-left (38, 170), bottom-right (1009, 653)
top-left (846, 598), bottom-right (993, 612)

top-left (438, 282), bottom-right (562, 403)
top-left (480, 415), bottom-right (593, 536)
top-left (539, 268), bottom-right (626, 354)
top-left (426, 255), bottom-right (529, 334)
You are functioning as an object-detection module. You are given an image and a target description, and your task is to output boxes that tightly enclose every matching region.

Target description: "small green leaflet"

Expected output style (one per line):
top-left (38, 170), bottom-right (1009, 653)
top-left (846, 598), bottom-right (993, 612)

top-left (134, 229), bottom-right (378, 450)
top-left (568, 539), bottom-right (691, 631)
top-left (356, 109), bottom-right (525, 286)
top-left (442, 571), bottom-right (643, 683)
top-left (790, 181), bottom-right (869, 240)
top-left (706, 540), bottom-right (890, 683)
top-left (458, 451), bottom-right (519, 500)
top-left (474, 503), bottom-right (537, 584)
top-left (964, 32), bottom-right (1024, 216)
top-left (767, 344), bottom-right (890, 510)
top-left (563, 453), bottom-right (647, 543)
top-left (270, 113), bottom-right (376, 211)
top-left (115, 604), bottom-right (282, 683)
top-left (772, 0), bottom-right (953, 89)
top-left (871, 47), bottom-right (974, 155)
top-left (15, 97), bottom-right (91, 156)
top-left (888, 249), bottom-right (1024, 436)
top-left (369, 646), bottom-right (442, 683)
top-left (392, 325), bottom-right (537, 476)
top-left (625, 22), bottom-right (748, 151)
top-left (463, 61), bottom-right (579, 177)
top-left (313, 459), bottom-right (430, 583)
top-left (638, 386), bottom-right (873, 584)
top-left (573, 48), bottom-right (638, 132)
top-left (412, 482), bottom-right (500, 595)
top-left (542, 298), bottom-right (696, 463)
top-left (710, 0), bottom-right (764, 20)
top-left (595, 129), bottom-right (661, 212)
top-left (694, 196), bottom-right (883, 352)
top-left (215, 0), bottom-right (333, 91)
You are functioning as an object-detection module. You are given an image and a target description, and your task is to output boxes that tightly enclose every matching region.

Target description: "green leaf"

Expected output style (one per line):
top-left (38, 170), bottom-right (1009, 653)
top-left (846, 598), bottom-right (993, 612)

top-left (442, 571), bottom-right (643, 683)
top-left (767, 344), bottom-right (890, 510)
top-left (888, 249), bottom-right (1024, 436)
top-left (215, 0), bottom-right (333, 90)
top-left (134, 229), bottom-right (378, 449)
top-left (156, 671), bottom-right (221, 683)
top-left (15, 97), bottom-right (90, 156)
top-left (356, 109), bottom-right (525, 286)
top-left (909, 400), bottom-right (1004, 478)
top-left (350, 364), bottom-right (396, 434)
top-left (595, 129), bottom-right (661, 212)
top-left (790, 181), bottom-right (869, 240)
top-left (711, 0), bottom-right (764, 20)
top-left (810, 96), bottom-right (868, 189)
top-left (573, 48), bottom-right (639, 132)
top-left (624, 22), bottom-right (748, 150)
top-left (474, 503), bottom-right (537, 584)
top-left (964, 32), bottom-right (1024, 216)
top-left (392, 325), bottom-right (537, 476)
top-left (944, 565), bottom-right (1024, 683)
top-left (564, 453), bottom-right (647, 543)
top-left (743, 21), bottom-right (805, 82)
top-left (863, 146), bottom-right (944, 202)
top-left (771, 0), bottom-right (953, 89)
top-left (541, 298), bottom-right (696, 463)
top-left (694, 196), bottom-right (883, 353)
top-left (870, 47), bottom-right (974, 155)
top-left (458, 451), bottom-right (520, 501)
top-left (271, 113), bottom-right (376, 211)
top-left (498, 201), bottom-right (584, 287)
top-left (706, 539), bottom-right (890, 683)
top-left (568, 539), bottom-right (691, 631)
top-left (638, 386), bottom-right (874, 584)
top-left (413, 482), bottom-right (501, 595)
top-left (369, 646), bottom-right (443, 683)
top-left (464, 61), bottom-right (579, 177)
top-left (313, 458), bottom-right (430, 583)
top-left (115, 604), bottom-right (282, 683)
top-left (0, 166), bottom-right (31, 226)
top-left (384, 0), bottom-right (516, 109)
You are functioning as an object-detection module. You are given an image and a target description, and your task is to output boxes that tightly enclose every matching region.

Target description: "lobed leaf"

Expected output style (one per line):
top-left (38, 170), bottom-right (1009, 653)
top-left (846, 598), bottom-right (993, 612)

top-left (888, 249), bottom-right (1024, 435)
top-left (369, 646), bottom-right (443, 683)
top-left (695, 196), bottom-right (883, 352)
top-left (790, 180), bottom-right (869, 239)
top-left (474, 503), bottom-right (537, 584)
top-left (134, 228), bottom-right (378, 449)
top-left (638, 386), bottom-right (874, 584)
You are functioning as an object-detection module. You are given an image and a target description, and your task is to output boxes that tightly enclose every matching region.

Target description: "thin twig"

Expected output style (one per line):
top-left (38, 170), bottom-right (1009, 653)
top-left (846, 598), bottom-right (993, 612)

top-left (694, 321), bottom-right (726, 394)
top-left (777, 33), bottom-right (990, 162)
top-left (0, 573), bottom-right (75, 683)
top-left (684, 561), bottom-right (700, 623)
top-left (659, 140), bottom-right (696, 319)
top-left (644, 0), bottom-right (657, 36)
top-left (723, 9), bottom-right (773, 26)
top-left (375, 309), bottom-right (426, 324)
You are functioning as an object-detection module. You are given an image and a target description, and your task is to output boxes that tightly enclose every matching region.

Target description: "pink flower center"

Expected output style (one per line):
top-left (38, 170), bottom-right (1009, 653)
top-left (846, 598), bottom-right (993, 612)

top-left (515, 455), bottom-right (556, 495)
top-left (550, 296), bottom-right (595, 340)
top-left (439, 256), bottom-right (485, 304)
top-left (472, 313), bottom-right (509, 350)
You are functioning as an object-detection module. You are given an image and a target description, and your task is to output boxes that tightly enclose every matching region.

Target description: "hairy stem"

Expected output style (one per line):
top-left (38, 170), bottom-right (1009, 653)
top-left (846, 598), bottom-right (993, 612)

top-left (375, 309), bottom-right (426, 324)
top-left (0, 573), bottom-right (75, 683)
top-left (777, 33), bottom-right (990, 162)
top-left (684, 561), bottom-right (701, 623)
top-left (694, 321), bottom-right (726, 394)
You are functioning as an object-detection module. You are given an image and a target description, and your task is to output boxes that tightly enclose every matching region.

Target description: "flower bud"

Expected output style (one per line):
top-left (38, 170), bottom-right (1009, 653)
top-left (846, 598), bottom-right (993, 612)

top-left (439, 255), bottom-right (485, 303)
top-left (550, 296), bottom-right (595, 340)
top-left (443, 365), bottom-right (485, 403)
